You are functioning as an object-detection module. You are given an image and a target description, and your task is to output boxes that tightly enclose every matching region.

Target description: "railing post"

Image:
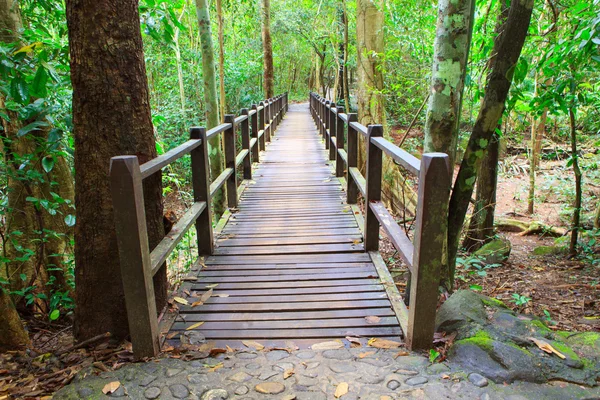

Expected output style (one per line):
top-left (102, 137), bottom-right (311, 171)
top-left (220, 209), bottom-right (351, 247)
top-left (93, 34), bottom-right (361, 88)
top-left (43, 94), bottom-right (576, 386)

top-left (320, 99), bottom-right (325, 139)
top-left (364, 125), bottom-right (383, 251)
top-left (347, 113), bottom-right (358, 204)
top-left (190, 127), bottom-right (214, 256)
top-left (336, 106), bottom-right (345, 177)
top-left (241, 108), bottom-right (252, 180)
top-left (265, 99), bottom-right (272, 143)
top-left (324, 101), bottom-right (330, 149)
top-left (251, 104), bottom-right (260, 162)
top-left (285, 92), bottom-right (288, 112)
top-left (109, 156), bottom-right (159, 359)
top-left (223, 114), bottom-right (238, 208)
top-left (329, 103), bottom-right (337, 160)
top-left (407, 153), bottom-right (451, 350)
top-left (259, 101), bottom-right (266, 151)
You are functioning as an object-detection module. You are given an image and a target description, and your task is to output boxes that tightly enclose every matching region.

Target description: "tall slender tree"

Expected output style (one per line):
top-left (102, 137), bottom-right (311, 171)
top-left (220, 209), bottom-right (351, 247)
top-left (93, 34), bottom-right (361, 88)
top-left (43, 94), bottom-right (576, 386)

top-left (216, 0), bottom-right (226, 120)
top-left (66, 0), bottom-right (166, 340)
top-left (194, 0), bottom-right (225, 217)
top-left (261, 0), bottom-right (274, 98)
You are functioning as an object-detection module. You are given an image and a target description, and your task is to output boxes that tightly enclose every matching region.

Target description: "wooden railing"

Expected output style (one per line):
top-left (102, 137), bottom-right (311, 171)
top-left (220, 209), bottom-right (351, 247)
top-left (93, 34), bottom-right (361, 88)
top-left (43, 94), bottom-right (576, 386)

top-left (109, 93), bottom-right (288, 359)
top-left (309, 92), bottom-right (450, 350)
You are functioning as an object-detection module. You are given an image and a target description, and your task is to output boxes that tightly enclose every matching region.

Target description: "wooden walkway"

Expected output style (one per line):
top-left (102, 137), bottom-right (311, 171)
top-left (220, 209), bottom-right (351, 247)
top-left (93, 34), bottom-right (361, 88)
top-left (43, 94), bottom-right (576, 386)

top-left (170, 104), bottom-right (402, 348)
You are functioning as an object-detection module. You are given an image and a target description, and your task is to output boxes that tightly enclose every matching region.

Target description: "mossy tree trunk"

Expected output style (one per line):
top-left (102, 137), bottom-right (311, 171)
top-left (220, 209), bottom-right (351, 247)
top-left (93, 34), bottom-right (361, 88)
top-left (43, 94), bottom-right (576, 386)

top-left (216, 0), bottom-right (226, 120)
top-left (261, 0), bottom-right (274, 98)
top-left (66, 0), bottom-right (165, 341)
top-left (447, 0), bottom-right (534, 290)
top-left (195, 0), bottom-right (225, 218)
top-left (569, 107), bottom-right (582, 256)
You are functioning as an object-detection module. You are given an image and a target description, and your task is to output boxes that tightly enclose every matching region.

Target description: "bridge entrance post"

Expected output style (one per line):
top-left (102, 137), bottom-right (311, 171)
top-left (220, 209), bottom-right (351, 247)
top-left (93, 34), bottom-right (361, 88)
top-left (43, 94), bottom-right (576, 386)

top-left (190, 127), bottom-right (214, 256)
top-left (364, 125), bottom-right (384, 251)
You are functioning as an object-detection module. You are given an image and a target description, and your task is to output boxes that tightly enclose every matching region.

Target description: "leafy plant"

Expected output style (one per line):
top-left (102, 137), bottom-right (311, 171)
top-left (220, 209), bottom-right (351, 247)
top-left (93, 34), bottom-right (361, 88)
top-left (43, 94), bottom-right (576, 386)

top-left (511, 293), bottom-right (532, 307)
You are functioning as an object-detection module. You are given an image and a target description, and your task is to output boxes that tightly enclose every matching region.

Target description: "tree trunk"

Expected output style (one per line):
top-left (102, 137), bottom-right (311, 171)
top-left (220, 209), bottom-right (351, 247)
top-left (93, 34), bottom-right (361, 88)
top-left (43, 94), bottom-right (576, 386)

top-left (194, 0), bottom-right (225, 218)
top-left (0, 289), bottom-right (28, 350)
top-left (66, 0), bottom-right (165, 341)
top-left (594, 200), bottom-right (600, 229)
top-left (342, 0), bottom-right (351, 111)
top-left (423, 0), bottom-right (475, 168)
top-left (261, 0), bottom-right (274, 98)
top-left (528, 70), bottom-right (547, 215)
top-left (569, 107), bottom-right (581, 256)
top-left (447, 0), bottom-right (534, 289)
top-left (0, 0), bottom-right (20, 42)
top-left (174, 5), bottom-right (186, 115)
top-left (336, 0), bottom-right (347, 106)
top-left (216, 0), bottom-right (226, 120)
top-left (463, 131), bottom-right (500, 252)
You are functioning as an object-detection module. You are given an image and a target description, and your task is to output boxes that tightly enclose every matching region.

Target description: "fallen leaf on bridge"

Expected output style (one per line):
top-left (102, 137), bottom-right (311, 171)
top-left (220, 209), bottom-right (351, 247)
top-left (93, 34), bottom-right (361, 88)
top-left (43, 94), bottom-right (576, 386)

top-left (359, 351), bottom-right (375, 358)
top-left (334, 382), bottom-right (348, 398)
top-left (365, 316), bottom-right (381, 324)
top-left (200, 289), bottom-right (213, 303)
top-left (102, 381), bottom-right (120, 395)
top-left (242, 340), bottom-right (265, 350)
top-left (173, 297), bottom-right (188, 305)
top-left (214, 294), bottom-right (229, 298)
top-left (368, 338), bottom-right (403, 349)
top-left (191, 300), bottom-right (203, 307)
top-left (205, 284), bottom-right (219, 289)
top-left (394, 351), bottom-right (409, 358)
top-left (345, 336), bottom-right (362, 347)
top-left (311, 340), bottom-right (344, 350)
top-left (186, 322), bottom-right (205, 330)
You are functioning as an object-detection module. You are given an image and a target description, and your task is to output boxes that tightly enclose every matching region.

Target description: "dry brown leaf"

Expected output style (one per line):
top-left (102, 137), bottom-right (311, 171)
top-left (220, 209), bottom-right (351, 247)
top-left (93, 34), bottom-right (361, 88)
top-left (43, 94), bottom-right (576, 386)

top-left (380, 396), bottom-right (392, 400)
top-left (359, 351), bottom-right (375, 359)
top-left (352, 239), bottom-right (362, 245)
top-left (226, 345), bottom-right (235, 353)
top-left (334, 382), bottom-right (349, 398)
top-left (529, 337), bottom-right (566, 359)
top-left (191, 300), bottom-right (203, 307)
top-left (209, 348), bottom-right (227, 357)
top-left (186, 321), bottom-right (205, 330)
top-left (368, 338), bottom-right (403, 349)
top-left (242, 340), bottom-right (265, 351)
top-left (102, 381), bottom-right (120, 395)
top-left (200, 289), bottom-right (213, 303)
top-left (205, 284), bottom-right (219, 289)
top-left (393, 351), bottom-right (409, 358)
top-left (281, 395), bottom-right (296, 400)
top-left (173, 297), bottom-right (188, 305)
top-left (365, 316), bottom-right (381, 324)
top-left (166, 332), bottom-right (178, 339)
top-left (311, 340), bottom-right (344, 350)
top-left (214, 294), bottom-right (229, 298)
top-left (207, 362), bottom-right (223, 372)
top-left (283, 368), bottom-right (294, 379)
top-left (345, 336), bottom-right (362, 348)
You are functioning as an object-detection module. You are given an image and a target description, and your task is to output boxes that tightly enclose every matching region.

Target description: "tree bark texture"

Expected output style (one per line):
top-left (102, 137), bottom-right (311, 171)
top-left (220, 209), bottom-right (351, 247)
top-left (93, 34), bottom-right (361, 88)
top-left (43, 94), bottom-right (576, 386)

top-left (569, 107), bottom-right (581, 256)
top-left (195, 0), bottom-right (225, 218)
top-left (423, 0), bottom-right (475, 168)
top-left (216, 0), bottom-right (226, 120)
top-left (66, 0), bottom-right (165, 341)
top-left (447, 0), bottom-right (534, 289)
top-left (261, 0), bottom-right (274, 98)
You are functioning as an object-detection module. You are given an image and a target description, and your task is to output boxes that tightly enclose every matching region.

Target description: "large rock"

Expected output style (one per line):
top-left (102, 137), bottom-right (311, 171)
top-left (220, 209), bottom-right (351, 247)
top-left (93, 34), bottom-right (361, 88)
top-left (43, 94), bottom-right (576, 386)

top-left (439, 290), bottom-right (600, 386)
top-left (473, 238), bottom-right (511, 265)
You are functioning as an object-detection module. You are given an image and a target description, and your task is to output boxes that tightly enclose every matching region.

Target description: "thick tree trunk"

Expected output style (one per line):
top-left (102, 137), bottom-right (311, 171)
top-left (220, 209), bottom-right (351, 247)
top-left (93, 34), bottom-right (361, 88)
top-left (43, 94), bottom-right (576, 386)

top-left (66, 0), bottom-right (165, 341)
top-left (0, 0), bottom-right (20, 42)
top-left (216, 0), bottom-right (226, 120)
top-left (569, 108), bottom-right (581, 256)
top-left (423, 0), bottom-right (474, 168)
top-left (447, 0), bottom-right (534, 289)
top-left (261, 0), bottom-right (274, 98)
top-left (463, 132), bottom-right (500, 252)
top-left (195, 0), bottom-right (225, 218)
top-left (0, 289), bottom-right (28, 350)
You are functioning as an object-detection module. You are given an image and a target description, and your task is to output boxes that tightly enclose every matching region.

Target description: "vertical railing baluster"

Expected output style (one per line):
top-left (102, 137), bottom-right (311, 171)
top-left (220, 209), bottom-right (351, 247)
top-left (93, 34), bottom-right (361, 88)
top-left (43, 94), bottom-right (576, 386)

top-left (109, 156), bottom-right (159, 359)
top-left (251, 104), bottom-right (259, 162)
top-left (364, 125), bottom-right (383, 251)
top-left (223, 114), bottom-right (238, 208)
top-left (336, 106), bottom-right (345, 177)
top-left (346, 113), bottom-right (358, 204)
top-left (241, 108), bottom-right (252, 180)
top-left (190, 127), bottom-right (214, 256)
top-left (324, 101), bottom-right (330, 149)
top-left (259, 101), bottom-right (266, 151)
top-left (407, 153), bottom-right (450, 350)
top-left (329, 102), bottom-right (337, 160)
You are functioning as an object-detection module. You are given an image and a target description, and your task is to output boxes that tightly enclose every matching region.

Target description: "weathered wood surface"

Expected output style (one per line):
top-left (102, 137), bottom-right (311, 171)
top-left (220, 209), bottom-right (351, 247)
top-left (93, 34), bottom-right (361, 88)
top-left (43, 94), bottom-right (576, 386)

top-left (169, 104), bottom-right (401, 346)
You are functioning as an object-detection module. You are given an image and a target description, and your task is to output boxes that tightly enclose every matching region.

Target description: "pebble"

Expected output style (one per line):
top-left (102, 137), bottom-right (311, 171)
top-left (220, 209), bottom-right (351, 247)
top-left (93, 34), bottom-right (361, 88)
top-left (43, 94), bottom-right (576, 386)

top-left (329, 362), bottom-right (356, 373)
top-left (322, 349), bottom-right (352, 360)
top-left (266, 350), bottom-right (290, 361)
top-left (170, 384), bottom-right (190, 398)
top-left (188, 373), bottom-right (205, 384)
top-left (386, 380), bottom-right (401, 390)
top-left (245, 363), bottom-right (261, 370)
top-left (166, 368), bottom-right (183, 377)
top-left (139, 374), bottom-right (157, 387)
top-left (200, 388), bottom-right (229, 399)
top-left (228, 371), bottom-right (252, 383)
top-left (273, 362), bottom-right (295, 372)
top-left (237, 352), bottom-right (258, 359)
top-left (258, 370), bottom-right (278, 380)
top-left (468, 373), bottom-right (489, 388)
top-left (296, 351), bottom-right (316, 359)
top-left (304, 361), bottom-right (320, 370)
top-left (109, 386), bottom-right (126, 397)
top-left (235, 385), bottom-right (249, 395)
top-left (405, 376), bottom-right (429, 386)
top-left (144, 387), bottom-right (161, 399)
top-left (255, 382), bottom-right (286, 394)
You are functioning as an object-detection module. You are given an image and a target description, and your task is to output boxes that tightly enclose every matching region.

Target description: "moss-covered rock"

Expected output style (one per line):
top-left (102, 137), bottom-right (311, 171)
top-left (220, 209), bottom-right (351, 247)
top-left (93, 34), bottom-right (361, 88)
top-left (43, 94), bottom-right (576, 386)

top-left (533, 245), bottom-right (567, 256)
top-left (473, 237), bottom-right (511, 265)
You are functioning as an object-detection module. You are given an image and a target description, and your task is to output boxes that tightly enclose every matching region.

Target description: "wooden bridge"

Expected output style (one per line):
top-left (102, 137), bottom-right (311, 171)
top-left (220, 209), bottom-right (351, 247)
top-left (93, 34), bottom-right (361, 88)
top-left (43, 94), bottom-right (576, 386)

top-left (109, 93), bottom-right (450, 359)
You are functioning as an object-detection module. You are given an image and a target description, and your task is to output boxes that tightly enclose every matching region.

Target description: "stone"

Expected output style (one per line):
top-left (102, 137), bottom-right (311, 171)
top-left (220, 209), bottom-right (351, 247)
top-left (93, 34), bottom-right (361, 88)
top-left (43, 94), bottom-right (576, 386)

top-left (295, 350), bottom-right (316, 359)
top-left (258, 370), bottom-right (278, 380)
top-left (405, 376), bottom-right (428, 386)
top-left (435, 290), bottom-right (488, 333)
top-left (235, 385), bottom-right (249, 395)
top-left (329, 362), bottom-right (356, 373)
top-left (139, 374), bottom-right (157, 387)
top-left (200, 388), bottom-right (229, 400)
top-left (188, 373), bottom-right (205, 384)
top-left (144, 387), bottom-right (161, 399)
top-left (170, 384), bottom-right (190, 399)
top-left (77, 387), bottom-right (94, 397)
top-left (386, 380), bottom-right (401, 390)
top-left (322, 349), bottom-right (352, 360)
top-left (255, 382), bottom-right (285, 394)
top-left (245, 363), bottom-right (261, 370)
top-left (340, 393), bottom-right (359, 400)
top-left (228, 371), bottom-right (252, 383)
top-left (167, 368), bottom-right (183, 377)
top-left (473, 237), bottom-right (511, 265)
top-left (237, 352), bottom-right (258, 360)
top-left (426, 363), bottom-right (450, 375)
top-left (468, 373), bottom-right (488, 388)
top-left (357, 374), bottom-right (384, 384)
top-left (393, 369), bottom-right (419, 376)
top-left (273, 362), bottom-right (295, 372)
top-left (180, 331), bottom-right (206, 345)
top-left (266, 350), bottom-right (290, 361)
top-left (109, 386), bottom-right (126, 397)
top-left (303, 361), bottom-right (320, 370)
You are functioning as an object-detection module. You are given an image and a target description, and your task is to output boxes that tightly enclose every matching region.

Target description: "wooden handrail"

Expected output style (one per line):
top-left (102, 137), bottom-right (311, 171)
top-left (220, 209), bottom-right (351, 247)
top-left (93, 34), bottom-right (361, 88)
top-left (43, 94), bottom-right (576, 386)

top-left (309, 91), bottom-right (450, 351)
top-left (110, 93), bottom-right (288, 359)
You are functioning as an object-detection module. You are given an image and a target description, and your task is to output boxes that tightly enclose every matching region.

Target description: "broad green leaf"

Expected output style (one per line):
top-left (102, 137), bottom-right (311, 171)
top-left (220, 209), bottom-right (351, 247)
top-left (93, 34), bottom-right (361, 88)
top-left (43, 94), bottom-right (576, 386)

top-left (49, 309), bottom-right (60, 321)
top-left (10, 77), bottom-right (29, 104)
top-left (64, 215), bottom-right (76, 227)
top-left (17, 121), bottom-right (48, 137)
top-left (32, 66), bottom-right (49, 97)
top-left (41, 156), bottom-right (54, 173)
